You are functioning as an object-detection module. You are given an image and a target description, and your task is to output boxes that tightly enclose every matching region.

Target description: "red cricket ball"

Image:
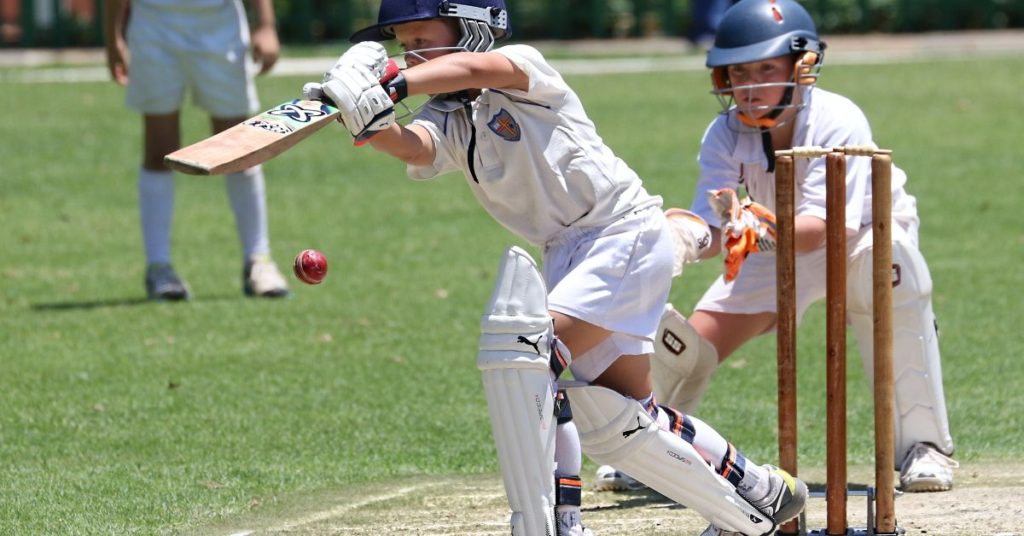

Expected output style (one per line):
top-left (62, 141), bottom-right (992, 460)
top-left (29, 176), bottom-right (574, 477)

top-left (293, 249), bottom-right (328, 285)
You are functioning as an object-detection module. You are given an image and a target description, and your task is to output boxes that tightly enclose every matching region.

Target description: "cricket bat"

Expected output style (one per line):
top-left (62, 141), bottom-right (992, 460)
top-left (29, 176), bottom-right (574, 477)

top-left (164, 99), bottom-right (340, 175)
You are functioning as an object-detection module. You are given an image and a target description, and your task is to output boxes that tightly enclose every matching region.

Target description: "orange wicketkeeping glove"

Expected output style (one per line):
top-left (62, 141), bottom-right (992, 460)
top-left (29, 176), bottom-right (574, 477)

top-left (707, 188), bottom-right (778, 282)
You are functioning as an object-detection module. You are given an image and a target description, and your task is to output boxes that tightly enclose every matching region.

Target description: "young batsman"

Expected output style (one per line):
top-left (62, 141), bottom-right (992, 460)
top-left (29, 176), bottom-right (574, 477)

top-left (597, 0), bottom-right (957, 496)
top-left (304, 1), bottom-right (808, 534)
top-left (104, 0), bottom-right (290, 300)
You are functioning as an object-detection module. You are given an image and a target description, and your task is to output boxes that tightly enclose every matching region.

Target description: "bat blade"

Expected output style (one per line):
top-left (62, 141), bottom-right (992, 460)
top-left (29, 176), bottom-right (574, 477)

top-left (164, 99), bottom-right (340, 175)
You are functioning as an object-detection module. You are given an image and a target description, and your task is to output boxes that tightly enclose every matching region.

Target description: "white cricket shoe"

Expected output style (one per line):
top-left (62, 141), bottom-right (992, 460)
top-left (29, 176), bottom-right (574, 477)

top-left (593, 465), bottom-right (646, 492)
top-left (699, 465), bottom-right (808, 535)
top-left (900, 442), bottom-right (958, 492)
top-left (145, 263), bottom-right (190, 301)
top-left (244, 255), bottom-right (290, 298)
top-left (556, 509), bottom-right (595, 536)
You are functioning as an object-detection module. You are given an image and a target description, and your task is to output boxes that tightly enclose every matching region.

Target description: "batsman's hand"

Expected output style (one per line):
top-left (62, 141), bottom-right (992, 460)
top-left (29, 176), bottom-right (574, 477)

top-left (707, 188), bottom-right (777, 282)
top-left (321, 64), bottom-right (395, 144)
top-left (332, 41), bottom-right (390, 80)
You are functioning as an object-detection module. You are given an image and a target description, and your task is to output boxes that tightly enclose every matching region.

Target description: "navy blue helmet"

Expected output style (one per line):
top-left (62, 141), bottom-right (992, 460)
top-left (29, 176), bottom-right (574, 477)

top-left (350, 0), bottom-right (510, 53)
top-left (706, 0), bottom-right (827, 130)
top-left (707, 0), bottom-right (824, 69)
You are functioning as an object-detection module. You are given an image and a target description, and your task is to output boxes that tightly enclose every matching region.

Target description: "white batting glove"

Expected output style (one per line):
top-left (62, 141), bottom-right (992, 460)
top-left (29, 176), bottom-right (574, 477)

top-left (664, 208), bottom-right (712, 277)
top-left (321, 64), bottom-right (395, 142)
top-left (301, 82), bottom-right (325, 101)
top-left (332, 41), bottom-right (390, 80)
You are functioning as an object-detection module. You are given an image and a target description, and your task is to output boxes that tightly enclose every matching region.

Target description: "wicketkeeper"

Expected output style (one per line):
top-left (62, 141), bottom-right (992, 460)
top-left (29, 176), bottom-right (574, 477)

top-left (597, 0), bottom-right (957, 497)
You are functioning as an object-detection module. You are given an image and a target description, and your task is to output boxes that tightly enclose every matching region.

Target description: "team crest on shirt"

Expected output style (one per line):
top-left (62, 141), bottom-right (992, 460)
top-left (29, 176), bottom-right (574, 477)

top-left (487, 108), bottom-right (521, 142)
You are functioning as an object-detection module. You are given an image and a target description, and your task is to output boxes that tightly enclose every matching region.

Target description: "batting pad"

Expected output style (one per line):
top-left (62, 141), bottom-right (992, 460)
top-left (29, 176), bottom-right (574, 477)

top-left (478, 246), bottom-right (557, 536)
top-left (650, 303), bottom-right (720, 415)
top-left (847, 240), bottom-right (954, 464)
top-left (564, 384), bottom-right (774, 535)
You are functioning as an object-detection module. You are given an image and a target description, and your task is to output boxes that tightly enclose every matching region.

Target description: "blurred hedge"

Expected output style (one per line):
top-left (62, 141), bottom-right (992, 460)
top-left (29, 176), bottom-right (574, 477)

top-left (275, 0), bottom-right (1024, 42)
top-left (3, 0), bottom-right (1023, 48)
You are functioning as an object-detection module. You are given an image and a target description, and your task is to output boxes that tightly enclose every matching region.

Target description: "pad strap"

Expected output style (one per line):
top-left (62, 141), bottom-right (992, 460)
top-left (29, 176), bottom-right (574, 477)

top-left (556, 475), bottom-right (583, 506)
top-left (549, 337), bottom-right (571, 379)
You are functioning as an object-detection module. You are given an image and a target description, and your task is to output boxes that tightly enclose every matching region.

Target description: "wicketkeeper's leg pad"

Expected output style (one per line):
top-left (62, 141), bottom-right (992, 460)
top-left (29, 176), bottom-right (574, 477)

top-left (651, 303), bottom-right (720, 415)
top-left (564, 384), bottom-right (775, 535)
top-left (847, 239), bottom-right (954, 466)
top-left (478, 246), bottom-right (559, 536)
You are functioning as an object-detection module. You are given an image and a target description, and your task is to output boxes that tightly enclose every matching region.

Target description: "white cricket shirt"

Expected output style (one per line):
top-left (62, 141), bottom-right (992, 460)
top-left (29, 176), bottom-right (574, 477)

top-left (689, 87), bottom-right (916, 232)
top-left (407, 44), bottom-right (661, 247)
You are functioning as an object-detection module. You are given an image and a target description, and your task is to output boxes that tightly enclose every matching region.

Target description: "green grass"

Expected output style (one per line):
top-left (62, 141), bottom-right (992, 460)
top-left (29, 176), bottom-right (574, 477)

top-left (1, 56), bottom-right (1022, 534)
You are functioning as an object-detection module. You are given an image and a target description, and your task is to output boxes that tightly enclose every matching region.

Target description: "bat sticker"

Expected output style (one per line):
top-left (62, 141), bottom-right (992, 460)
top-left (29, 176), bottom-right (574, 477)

top-left (267, 101), bottom-right (330, 123)
top-left (245, 119), bottom-right (293, 134)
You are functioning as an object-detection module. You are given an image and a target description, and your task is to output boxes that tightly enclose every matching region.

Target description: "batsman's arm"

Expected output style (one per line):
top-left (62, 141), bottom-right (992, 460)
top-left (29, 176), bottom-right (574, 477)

top-left (399, 51), bottom-right (529, 95)
top-left (366, 52), bottom-right (528, 164)
top-left (367, 123), bottom-right (436, 167)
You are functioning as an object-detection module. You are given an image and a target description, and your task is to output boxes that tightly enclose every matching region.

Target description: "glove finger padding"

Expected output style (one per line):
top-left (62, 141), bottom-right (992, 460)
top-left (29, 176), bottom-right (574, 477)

top-left (708, 188), bottom-right (778, 282)
top-left (332, 41), bottom-right (390, 79)
top-left (708, 187), bottom-right (741, 232)
top-left (321, 64), bottom-right (395, 143)
top-left (664, 208), bottom-right (712, 277)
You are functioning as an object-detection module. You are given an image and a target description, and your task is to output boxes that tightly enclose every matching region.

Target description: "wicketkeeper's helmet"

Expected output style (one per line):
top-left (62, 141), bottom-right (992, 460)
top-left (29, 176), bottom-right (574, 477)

top-left (706, 0), bottom-right (826, 129)
top-left (350, 0), bottom-right (510, 53)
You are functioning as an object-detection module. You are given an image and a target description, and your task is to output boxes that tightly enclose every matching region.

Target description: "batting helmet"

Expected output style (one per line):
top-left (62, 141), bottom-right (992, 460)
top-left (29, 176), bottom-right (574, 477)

top-left (350, 0), bottom-right (510, 53)
top-left (707, 0), bottom-right (824, 69)
top-left (707, 0), bottom-right (826, 129)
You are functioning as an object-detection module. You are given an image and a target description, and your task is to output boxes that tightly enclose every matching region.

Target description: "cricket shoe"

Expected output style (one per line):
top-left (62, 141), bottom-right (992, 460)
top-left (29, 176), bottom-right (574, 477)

top-left (556, 509), bottom-right (595, 536)
top-left (900, 442), bottom-right (958, 492)
top-left (593, 465), bottom-right (646, 492)
top-left (145, 263), bottom-right (190, 301)
top-left (699, 465), bottom-right (808, 536)
top-left (243, 254), bottom-right (290, 298)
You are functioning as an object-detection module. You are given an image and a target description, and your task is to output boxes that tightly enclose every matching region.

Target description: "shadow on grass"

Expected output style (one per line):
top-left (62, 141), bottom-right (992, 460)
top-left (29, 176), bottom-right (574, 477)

top-left (584, 488), bottom-right (683, 512)
top-left (31, 294), bottom-right (241, 311)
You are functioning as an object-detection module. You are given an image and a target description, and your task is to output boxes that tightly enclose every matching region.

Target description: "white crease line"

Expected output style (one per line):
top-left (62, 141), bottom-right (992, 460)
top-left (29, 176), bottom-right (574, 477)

top-left (245, 482), bottom-right (438, 533)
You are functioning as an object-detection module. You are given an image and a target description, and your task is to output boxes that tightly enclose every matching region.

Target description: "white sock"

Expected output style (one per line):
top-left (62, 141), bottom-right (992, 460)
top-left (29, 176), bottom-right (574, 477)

top-left (139, 167), bottom-right (175, 265)
top-left (686, 414), bottom-right (771, 502)
top-left (554, 420), bottom-right (583, 513)
top-left (226, 166), bottom-right (269, 260)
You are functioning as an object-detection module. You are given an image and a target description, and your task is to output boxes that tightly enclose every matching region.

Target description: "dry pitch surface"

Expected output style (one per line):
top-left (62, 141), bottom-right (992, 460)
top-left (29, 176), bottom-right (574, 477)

top-left (207, 463), bottom-right (1023, 535)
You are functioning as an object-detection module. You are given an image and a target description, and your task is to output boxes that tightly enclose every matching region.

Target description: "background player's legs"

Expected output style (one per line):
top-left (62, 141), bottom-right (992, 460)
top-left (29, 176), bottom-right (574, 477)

top-left (212, 117), bottom-right (288, 297)
top-left (140, 112), bottom-right (189, 300)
